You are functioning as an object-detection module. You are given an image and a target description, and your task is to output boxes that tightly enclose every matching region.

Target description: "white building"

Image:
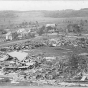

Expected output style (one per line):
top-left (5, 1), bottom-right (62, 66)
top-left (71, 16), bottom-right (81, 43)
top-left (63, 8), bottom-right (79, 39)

top-left (6, 32), bottom-right (12, 40)
top-left (17, 28), bottom-right (31, 38)
top-left (17, 28), bottom-right (26, 33)
top-left (46, 24), bottom-right (56, 28)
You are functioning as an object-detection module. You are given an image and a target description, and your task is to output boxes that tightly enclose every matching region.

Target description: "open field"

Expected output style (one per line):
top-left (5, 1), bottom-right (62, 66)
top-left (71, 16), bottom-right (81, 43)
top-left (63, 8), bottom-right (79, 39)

top-left (1, 16), bottom-right (88, 25)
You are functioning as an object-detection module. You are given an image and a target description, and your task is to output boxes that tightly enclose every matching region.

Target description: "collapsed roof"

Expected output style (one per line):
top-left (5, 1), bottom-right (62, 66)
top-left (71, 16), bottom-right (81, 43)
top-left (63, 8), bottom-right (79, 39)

top-left (7, 51), bottom-right (28, 61)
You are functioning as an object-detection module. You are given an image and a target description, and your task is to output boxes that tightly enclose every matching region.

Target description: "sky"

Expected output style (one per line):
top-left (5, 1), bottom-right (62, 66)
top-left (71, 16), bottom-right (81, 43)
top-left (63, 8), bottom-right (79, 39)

top-left (0, 1), bottom-right (88, 11)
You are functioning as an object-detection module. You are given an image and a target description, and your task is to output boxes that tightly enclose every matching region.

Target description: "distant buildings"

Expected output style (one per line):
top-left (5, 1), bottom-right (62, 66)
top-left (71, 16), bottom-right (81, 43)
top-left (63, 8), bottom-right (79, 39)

top-left (46, 24), bottom-right (56, 28)
top-left (5, 28), bottom-right (32, 40)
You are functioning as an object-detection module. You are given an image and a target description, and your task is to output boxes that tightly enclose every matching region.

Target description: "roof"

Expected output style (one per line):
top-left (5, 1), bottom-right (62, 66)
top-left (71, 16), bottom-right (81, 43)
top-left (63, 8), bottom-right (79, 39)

top-left (17, 28), bottom-right (25, 33)
top-left (7, 51), bottom-right (28, 61)
top-left (17, 28), bottom-right (31, 33)
top-left (6, 31), bottom-right (12, 36)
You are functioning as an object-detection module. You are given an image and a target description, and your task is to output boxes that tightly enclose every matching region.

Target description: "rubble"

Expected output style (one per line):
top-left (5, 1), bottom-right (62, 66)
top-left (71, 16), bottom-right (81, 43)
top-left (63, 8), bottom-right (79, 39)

top-left (0, 34), bottom-right (88, 86)
top-left (58, 82), bottom-right (78, 86)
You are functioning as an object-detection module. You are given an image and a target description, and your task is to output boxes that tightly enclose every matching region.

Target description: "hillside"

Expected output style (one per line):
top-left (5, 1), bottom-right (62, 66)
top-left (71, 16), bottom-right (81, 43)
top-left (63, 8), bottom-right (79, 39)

top-left (0, 9), bottom-right (88, 25)
top-left (1, 8), bottom-right (88, 18)
top-left (42, 9), bottom-right (88, 18)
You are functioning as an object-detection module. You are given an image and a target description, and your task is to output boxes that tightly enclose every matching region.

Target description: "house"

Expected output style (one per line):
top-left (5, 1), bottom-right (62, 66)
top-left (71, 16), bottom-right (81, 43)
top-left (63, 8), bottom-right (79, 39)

top-left (17, 28), bottom-right (31, 39)
top-left (17, 28), bottom-right (31, 33)
top-left (6, 32), bottom-right (12, 40)
top-left (0, 51), bottom-right (28, 62)
top-left (0, 51), bottom-right (36, 71)
top-left (0, 51), bottom-right (29, 70)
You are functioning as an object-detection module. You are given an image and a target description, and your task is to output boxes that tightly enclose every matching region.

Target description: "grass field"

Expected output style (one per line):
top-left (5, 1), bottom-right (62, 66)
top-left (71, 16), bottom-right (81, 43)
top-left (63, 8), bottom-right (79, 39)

top-left (1, 10), bottom-right (88, 27)
top-left (25, 45), bottom-right (88, 57)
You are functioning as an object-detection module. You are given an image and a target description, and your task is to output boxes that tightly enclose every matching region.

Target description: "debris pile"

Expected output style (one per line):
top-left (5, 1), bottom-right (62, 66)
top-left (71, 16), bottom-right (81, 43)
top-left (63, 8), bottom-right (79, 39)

top-left (0, 36), bottom-right (88, 86)
top-left (0, 50), bottom-right (69, 85)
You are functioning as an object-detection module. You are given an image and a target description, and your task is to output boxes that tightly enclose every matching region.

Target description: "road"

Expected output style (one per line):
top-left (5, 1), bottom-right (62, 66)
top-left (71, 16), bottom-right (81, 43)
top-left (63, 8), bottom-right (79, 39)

top-left (0, 38), bottom-right (36, 48)
top-left (0, 35), bottom-right (44, 48)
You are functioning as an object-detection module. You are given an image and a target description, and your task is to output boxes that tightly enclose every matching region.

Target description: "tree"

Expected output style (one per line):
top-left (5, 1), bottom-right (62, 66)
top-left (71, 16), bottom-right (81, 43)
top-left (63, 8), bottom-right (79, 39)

top-left (67, 24), bottom-right (82, 35)
top-left (37, 26), bottom-right (45, 36)
top-left (36, 21), bottom-right (39, 27)
top-left (80, 20), bottom-right (84, 26)
top-left (69, 54), bottom-right (79, 71)
top-left (67, 54), bottom-right (88, 77)
top-left (85, 20), bottom-right (87, 23)
top-left (46, 26), bottom-right (53, 32)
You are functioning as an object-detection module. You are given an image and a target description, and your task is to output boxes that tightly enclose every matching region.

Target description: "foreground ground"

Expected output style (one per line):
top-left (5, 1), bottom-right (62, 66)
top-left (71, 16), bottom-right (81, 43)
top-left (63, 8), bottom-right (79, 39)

top-left (0, 33), bottom-right (88, 86)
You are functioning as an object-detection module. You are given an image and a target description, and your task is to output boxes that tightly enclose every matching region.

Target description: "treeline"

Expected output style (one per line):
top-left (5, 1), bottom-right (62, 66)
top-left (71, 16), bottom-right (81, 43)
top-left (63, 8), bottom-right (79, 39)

top-left (0, 21), bottom-right (39, 34)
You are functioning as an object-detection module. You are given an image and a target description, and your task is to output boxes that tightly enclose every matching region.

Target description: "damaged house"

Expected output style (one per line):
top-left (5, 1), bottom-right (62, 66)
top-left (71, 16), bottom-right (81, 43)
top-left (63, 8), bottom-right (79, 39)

top-left (0, 51), bottom-right (36, 71)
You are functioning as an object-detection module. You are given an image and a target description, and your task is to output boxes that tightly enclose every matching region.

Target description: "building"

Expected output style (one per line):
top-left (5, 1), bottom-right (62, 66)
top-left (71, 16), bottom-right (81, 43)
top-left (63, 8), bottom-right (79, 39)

top-left (46, 24), bottom-right (56, 28)
top-left (17, 28), bottom-right (26, 33)
top-left (17, 28), bottom-right (31, 39)
top-left (6, 32), bottom-right (13, 40)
